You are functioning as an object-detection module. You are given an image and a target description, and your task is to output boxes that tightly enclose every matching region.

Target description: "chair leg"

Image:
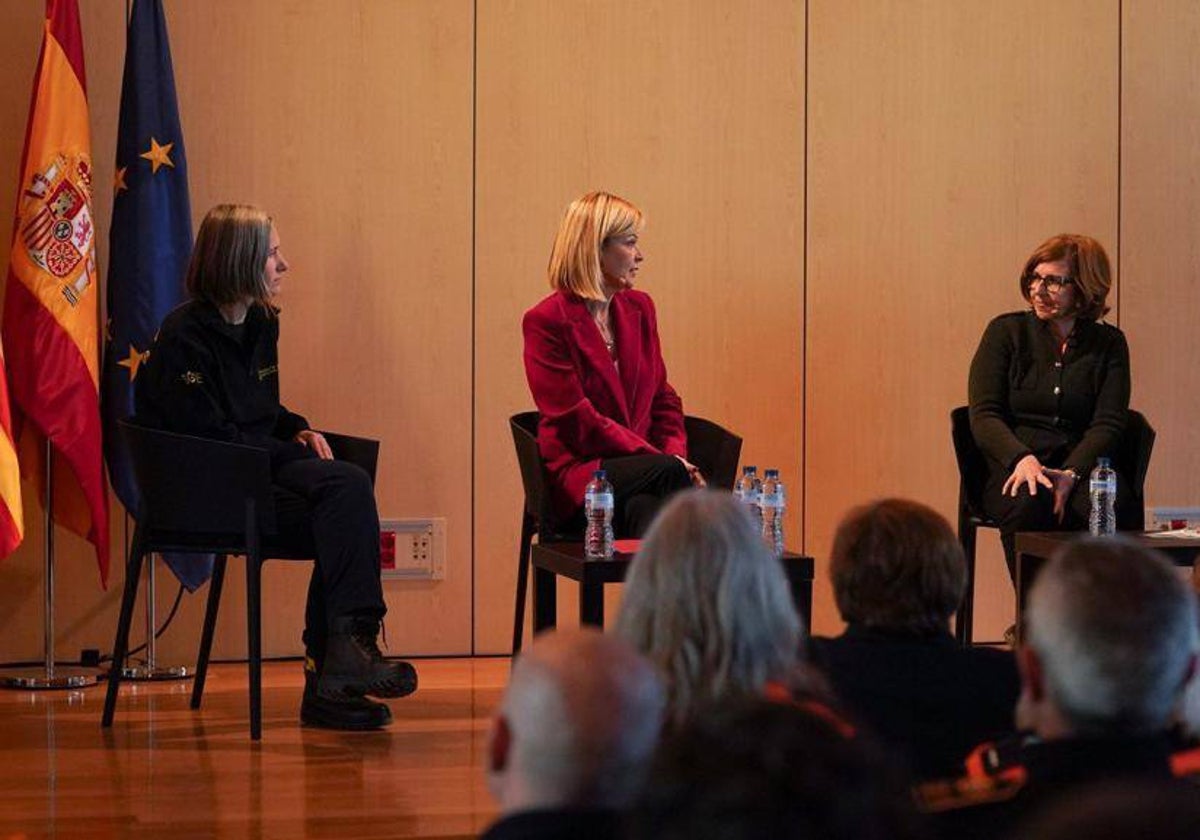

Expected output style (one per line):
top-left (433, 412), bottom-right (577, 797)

top-left (102, 533), bottom-right (148, 728)
top-left (191, 554), bottom-right (227, 710)
top-left (512, 515), bottom-right (535, 655)
top-left (955, 519), bottom-right (977, 647)
top-left (246, 552), bottom-right (263, 741)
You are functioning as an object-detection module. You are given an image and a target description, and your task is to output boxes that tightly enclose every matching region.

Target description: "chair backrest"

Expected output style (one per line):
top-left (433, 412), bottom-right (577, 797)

top-left (1114, 409), bottom-right (1155, 529)
top-left (120, 419), bottom-right (274, 535)
top-left (684, 415), bottom-right (743, 490)
top-left (322, 431), bottom-right (380, 485)
top-left (950, 406), bottom-right (989, 521)
top-left (510, 412), bottom-right (547, 523)
top-left (950, 406), bottom-right (1156, 528)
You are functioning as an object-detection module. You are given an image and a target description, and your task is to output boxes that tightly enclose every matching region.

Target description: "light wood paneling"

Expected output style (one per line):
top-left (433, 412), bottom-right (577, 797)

top-left (805, 0), bottom-right (1119, 637)
top-left (0, 1), bottom-right (475, 662)
top-left (1121, 1), bottom-right (1200, 513)
top-left (473, 0), bottom-right (805, 652)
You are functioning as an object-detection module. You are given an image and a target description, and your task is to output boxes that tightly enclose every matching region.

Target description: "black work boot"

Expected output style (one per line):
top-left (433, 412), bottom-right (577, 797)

top-left (318, 616), bottom-right (418, 700)
top-left (300, 658), bottom-right (393, 731)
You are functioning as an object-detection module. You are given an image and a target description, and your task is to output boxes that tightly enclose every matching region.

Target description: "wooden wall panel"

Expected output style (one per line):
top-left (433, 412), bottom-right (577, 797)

top-left (1121, 2), bottom-right (1200, 513)
top-left (0, 0), bottom-right (475, 663)
top-left (805, 0), bottom-right (1119, 637)
top-left (473, 0), bottom-right (805, 652)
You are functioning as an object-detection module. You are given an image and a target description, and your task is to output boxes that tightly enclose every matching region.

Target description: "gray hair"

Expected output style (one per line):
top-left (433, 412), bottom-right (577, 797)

top-left (1026, 537), bottom-right (1199, 735)
top-left (503, 628), bottom-right (666, 808)
top-left (614, 490), bottom-right (803, 727)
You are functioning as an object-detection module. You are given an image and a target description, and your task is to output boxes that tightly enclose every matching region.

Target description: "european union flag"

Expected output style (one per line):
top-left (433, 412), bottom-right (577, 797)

top-left (101, 0), bottom-right (210, 590)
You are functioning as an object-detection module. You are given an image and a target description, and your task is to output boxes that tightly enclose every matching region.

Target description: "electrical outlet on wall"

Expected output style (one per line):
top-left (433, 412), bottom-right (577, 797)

top-left (379, 518), bottom-right (446, 580)
top-left (1149, 507), bottom-right (1200, 531)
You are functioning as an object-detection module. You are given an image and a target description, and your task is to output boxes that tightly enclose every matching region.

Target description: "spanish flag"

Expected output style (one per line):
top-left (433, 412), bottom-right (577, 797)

top-left (3, 0), bottom-right (109, 583)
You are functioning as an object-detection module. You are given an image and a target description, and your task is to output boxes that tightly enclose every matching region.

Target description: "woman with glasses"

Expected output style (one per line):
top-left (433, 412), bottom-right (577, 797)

top-left (968, 234), bottom-right (1130, 584)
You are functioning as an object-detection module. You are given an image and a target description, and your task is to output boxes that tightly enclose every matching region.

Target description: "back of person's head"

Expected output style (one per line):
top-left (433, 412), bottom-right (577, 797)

top-left (1021, 779), bottom-right (1200, 840)
top-left (614, 490), bottom-right (802, 727)
top-left (546, 191), bottom-right (643, 301)
top-left (829, 498), bottom-right (965, 634)
top-left (486, 628), bottom-right (665, 813)
top-left (628, 698), bottom-right (924, 840)
top-left (1024, 537), bottom-right (1199, 736)
top-left (186, 203), bottom-right (273, 308)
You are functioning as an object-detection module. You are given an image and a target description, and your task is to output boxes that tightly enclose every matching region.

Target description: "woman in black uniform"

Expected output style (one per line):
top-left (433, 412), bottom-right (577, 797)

top-left (968, 233), bottom-right (1131, 584)
top-left (136, 204), bottom-right (415, 731)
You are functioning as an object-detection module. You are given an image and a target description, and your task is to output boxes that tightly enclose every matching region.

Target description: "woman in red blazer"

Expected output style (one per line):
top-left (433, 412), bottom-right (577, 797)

top-left (523, 191), bottom-right (703, 537)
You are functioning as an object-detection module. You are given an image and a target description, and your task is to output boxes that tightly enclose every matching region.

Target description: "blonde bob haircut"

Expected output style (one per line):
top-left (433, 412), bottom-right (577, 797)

top-left (1019, 233), bottom-right (1113, 322)
top-left (615, 490), bottom-right (802, 728)
top-left (185, 204), bottom-right (274, 311)
top-left (546, 191), bottom-right (643, 301)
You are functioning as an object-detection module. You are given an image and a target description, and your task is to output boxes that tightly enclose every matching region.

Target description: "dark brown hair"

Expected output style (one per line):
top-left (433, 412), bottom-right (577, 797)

top-left (830, 498), bottom-right (965, 634)
top-left (185, 204), bottom-right (273, 309)
top-left (1019, 233), bottom-right (1112, 321)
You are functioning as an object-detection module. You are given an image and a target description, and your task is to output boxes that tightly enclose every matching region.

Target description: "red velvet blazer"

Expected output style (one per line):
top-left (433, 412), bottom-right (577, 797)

top-left (522, 289), bottom-right (688, 519)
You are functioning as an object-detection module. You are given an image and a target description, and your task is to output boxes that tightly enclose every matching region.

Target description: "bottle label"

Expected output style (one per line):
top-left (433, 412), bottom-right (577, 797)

top-left (589, 492), bottom-right (614, 510)
top-left (1089, 479), bottom-right (1117, 494)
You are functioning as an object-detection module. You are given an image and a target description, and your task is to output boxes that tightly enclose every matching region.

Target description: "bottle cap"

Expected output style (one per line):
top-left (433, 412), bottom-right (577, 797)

top-left (594, 469), bottom-right (607, 479)
top-left (743, 465), bottom-right (757, 473)
top-left (1097, 457), bottom-right (1111, 467)
top-left (765, 468), bottom-right (779, 478)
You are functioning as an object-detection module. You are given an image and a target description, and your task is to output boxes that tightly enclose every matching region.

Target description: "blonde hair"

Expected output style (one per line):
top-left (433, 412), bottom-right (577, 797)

top-left (614, 490), bottom-right (803, 728)
top-left (546, 191), bottom-right (643, 300)
top-left (185, 204), bottom-right (273, 310)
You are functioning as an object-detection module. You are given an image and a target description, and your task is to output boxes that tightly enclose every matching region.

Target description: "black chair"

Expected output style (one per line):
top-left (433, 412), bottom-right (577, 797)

top-left (101, 420), bottom-right (379, 740)
top-left (950, 405), bottom-right (1155, 646)
top-left (508, 411), bottom-right (743, 654)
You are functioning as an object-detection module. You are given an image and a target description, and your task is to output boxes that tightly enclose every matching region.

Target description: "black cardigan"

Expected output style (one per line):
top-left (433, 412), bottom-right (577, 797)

top-left (967, 311), bottom-right (1129, 473)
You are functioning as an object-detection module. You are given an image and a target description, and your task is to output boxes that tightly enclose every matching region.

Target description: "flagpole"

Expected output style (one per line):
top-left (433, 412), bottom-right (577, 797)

top-left (0, 443), bottom-right (98, 689)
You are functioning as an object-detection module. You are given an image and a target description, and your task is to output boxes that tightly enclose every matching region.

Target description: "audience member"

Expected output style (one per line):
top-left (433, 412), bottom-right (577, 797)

top-left (614, 490), bottom-right (805, 728)
top-left (1020, 779), bottom-right (1200, 840)
top-left (627, 698), bottom-right (927, 840)
top-left (926, 537), bottom-right (1200, 839)
top-left (809, 498), bottom-right (1019, 779)
top-left (481, 628), bottom-right (665, 840)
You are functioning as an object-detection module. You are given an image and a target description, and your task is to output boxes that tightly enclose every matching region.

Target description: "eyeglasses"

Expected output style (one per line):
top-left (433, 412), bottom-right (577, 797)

top-left (1025, 273), bottom-right (1076, 294)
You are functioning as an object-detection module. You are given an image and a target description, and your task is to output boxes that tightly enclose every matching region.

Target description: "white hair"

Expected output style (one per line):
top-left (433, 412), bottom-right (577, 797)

top-left (1026, 537), bottom-right (1199, 735)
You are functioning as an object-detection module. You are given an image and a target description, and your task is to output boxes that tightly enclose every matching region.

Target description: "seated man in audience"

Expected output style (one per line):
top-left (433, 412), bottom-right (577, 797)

top-left (626, 697), bottom-right (926, 840)
top-left (809, 498), bottom-right (1020, 779)
top-left (481, 628), bottom-right (666, 840)
top-left (925, 537), bottom-right (1200, 839)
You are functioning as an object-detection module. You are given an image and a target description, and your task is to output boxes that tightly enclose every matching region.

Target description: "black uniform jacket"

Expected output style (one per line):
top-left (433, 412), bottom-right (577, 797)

top-left (968, 311), bottom-right (1130, 473)
top-left (809, 625), bottom-right (1020, 780)
top-left (135, 300), bottom-right (313, 472)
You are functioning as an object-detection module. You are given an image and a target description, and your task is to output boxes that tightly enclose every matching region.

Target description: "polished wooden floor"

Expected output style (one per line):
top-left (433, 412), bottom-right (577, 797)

top-left (0, 658), bottom-right (510, 839)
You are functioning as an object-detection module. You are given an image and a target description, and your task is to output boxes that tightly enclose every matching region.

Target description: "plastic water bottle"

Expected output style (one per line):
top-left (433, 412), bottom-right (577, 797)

top-left (760, 469), bottom-right (785, 558)
top-left (734, 465), bottom-right (762, 530)
top-left (584, 470), bottom-right (614, 560)
top-left (1088, 457), bottom-right (1117, 537)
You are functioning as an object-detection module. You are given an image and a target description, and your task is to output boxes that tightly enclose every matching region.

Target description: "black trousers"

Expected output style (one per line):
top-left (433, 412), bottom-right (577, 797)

top-left (267, 458), bottom-right (387, 661)
top-left (600, 453), bottom-right (693, 538)
top-left (981, 457), bottom-right (1134, 582)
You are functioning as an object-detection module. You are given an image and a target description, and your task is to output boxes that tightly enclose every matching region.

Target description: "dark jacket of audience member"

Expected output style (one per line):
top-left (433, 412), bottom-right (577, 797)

top-left (627, 697), bottom-right (928, 840)
top-left (809, 499), bottom-right (1020, 779)
top-left (923, 538), bottom-right (1200, 840)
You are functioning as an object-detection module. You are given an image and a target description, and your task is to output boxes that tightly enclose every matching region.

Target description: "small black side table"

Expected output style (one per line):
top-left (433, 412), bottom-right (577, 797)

top-left (530, 542), bottom-right (815, 634)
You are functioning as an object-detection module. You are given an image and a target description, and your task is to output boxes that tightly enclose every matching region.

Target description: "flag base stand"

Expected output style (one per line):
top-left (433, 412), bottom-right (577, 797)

top-left (0, 666), bottom-right (98, 690)
top-left (117, 551), bottom-right (192, 682)
top-left (120, 663), bottom-right (191, 681)
top-left (0, 442), bottom-right (100, 692)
